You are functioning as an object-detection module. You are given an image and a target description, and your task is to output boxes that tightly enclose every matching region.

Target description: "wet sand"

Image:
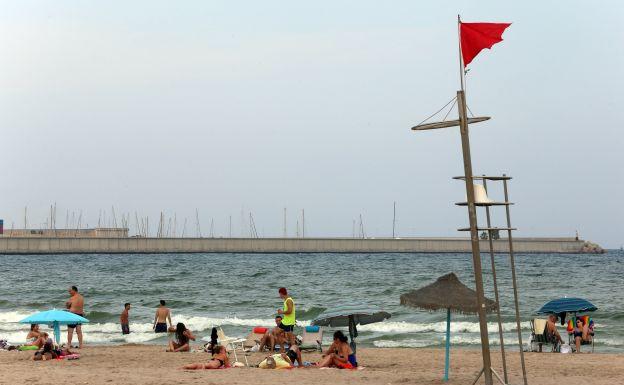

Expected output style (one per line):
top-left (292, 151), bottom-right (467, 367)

top-left (1, 345), bottom-right (622, 385)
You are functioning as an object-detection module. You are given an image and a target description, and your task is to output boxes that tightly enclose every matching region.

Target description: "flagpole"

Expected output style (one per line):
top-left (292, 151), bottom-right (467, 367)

top-left (457, 14), bottom-right (494, 385)
top-left (457, 15), bottom-right (465, 92)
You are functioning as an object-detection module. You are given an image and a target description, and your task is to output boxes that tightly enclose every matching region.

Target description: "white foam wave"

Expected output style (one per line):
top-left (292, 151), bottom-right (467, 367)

top-left (359, 321), bottom-right (530, 334)
top-left (0, 310), bottom-right (33, 323)
top-left (373, 339), bottom-right (431, 348)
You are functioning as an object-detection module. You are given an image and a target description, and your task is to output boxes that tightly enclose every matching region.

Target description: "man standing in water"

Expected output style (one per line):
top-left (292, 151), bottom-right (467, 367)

top-left (153, 300), bottom-right (172, 333)
top-left (66, 285), bottom-right (85, 348)
top-left (276, 287), bottom-right (296, 350)
top-left (120, 303), bottom-right (131, 335)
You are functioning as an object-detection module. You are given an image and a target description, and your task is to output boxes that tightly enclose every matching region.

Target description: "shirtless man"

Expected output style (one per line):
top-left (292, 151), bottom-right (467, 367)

top-left (153, 300), bottom-right (172, 333)
top-left (546, 314), bottom-right (563, 344)
top-left (66, 285), bottom-right (85, 348)
top-left (258, 315), bottom-right (286, 352)
top-left (120, 303), bottom-right (131, 335)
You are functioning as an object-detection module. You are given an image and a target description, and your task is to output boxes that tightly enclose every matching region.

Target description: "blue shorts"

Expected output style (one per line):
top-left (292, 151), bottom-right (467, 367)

top-left (154, 323), bottom-right (168, 333)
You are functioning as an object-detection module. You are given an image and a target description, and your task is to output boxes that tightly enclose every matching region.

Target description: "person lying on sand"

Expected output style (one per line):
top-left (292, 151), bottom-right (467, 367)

top-left (317, 331), bottom-right (357, 369)
top-left (258, 344), bottom-right (303, 369)
top-left (33, 339), bottom-right (58, 361)
top-left (258, 315), bottom-right (286, 352)
top-left (167, 322), bottom-right (195, 352)
top-left (181, 345), bottom-right (229, 369)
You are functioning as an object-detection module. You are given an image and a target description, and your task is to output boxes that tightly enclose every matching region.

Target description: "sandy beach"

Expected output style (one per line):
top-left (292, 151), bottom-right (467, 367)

top-left (1, 345), bottom-right (623, 385)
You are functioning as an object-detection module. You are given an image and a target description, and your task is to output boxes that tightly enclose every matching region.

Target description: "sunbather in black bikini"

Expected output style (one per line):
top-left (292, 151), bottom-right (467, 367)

top-left (181, 345), bottom-right (229, 370)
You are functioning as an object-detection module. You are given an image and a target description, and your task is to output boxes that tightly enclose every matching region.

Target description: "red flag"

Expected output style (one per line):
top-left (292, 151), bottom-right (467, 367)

top-left (460, 22), bottom-right (511, 67)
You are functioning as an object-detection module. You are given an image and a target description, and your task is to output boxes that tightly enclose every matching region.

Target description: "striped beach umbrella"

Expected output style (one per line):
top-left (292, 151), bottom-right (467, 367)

top-left (311, 302), bottom-right (391, 354)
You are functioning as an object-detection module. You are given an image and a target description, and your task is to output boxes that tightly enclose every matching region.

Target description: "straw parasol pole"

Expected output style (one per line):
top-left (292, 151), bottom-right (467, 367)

top-left (400, 273), bottom-right (497, 381)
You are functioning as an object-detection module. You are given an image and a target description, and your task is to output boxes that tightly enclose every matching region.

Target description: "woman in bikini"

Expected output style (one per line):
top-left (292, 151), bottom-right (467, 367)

top-left (182, 345), bottom-right (229, 369)
top-left (317, 330), bottom-right (357, 369)
top-left (167, 322), bottom-right (195, 352)
top-left (26, 325), bottom-right (46, 348)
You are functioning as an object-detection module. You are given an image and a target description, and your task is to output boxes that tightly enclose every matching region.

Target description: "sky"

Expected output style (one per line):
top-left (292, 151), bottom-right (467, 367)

top-left (0, 1), bottom-right (622, 247)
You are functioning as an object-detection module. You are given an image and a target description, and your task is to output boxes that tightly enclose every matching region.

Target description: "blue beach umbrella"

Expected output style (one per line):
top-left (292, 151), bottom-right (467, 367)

top-left (536, 297), bottom-right (597, 315)
top-left (19, 309), bottom-right (89, 344)
top-left (311, 302), bottom-right (391, 354)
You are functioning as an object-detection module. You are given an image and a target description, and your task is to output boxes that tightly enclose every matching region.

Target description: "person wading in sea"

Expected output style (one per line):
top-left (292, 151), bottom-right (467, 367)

top-left (153, 300), bottom-right (172, 333)
top-left (120, 303), bottom-right (131, 335)
top-left (276, 287), bottom-right (296, 351)
top-left (65, 285), bottom-right (85, 349)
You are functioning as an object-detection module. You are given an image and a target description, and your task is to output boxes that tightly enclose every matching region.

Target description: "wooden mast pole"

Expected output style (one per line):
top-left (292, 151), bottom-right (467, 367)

top-left (457, 14), bottom-right (493, 385)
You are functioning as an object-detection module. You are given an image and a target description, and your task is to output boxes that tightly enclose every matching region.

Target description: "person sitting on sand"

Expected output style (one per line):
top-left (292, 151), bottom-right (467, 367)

top-left (167, 322), bottom-right (195, 352)
top-left (27, 324), bottom-right (41, 342)
top-left (182, 345), bottom-right (229, 369)
top-left (26, 324), bottom-right (45, 348)
top-left (546, 314), bottom-right (563, 345)
top-left (28, 331), bottom-right (48, 350)
top-left (317, 331), bottom-right (357, 369)
top-left (258, 315), bottom-right (286, 352)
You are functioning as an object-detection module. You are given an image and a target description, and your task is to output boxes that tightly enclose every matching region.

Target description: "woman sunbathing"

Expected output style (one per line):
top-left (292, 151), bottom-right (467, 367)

top-left (167, 322), bottom-right (195, 352)
top-left (317, 331), bottom-right (357, 369)
top-left (182, 345), bottom-right (229, 369)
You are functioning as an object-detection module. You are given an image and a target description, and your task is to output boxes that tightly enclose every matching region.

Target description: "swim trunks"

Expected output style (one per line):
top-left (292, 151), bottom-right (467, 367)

top-left (67, 313), bottom-right (84, 329)
top-left (278, 323), bottom-right (294, 333)
top-left (154, 322), bottom-right (168, 333)
top-left (121, 323), bottom-right (130, 335)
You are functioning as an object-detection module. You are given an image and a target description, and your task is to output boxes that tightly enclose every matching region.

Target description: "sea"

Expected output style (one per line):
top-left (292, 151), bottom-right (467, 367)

top-left (0, 250), bottom-right (622, 352)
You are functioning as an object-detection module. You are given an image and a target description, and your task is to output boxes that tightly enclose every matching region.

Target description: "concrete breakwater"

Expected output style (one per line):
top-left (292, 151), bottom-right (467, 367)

top-left (0, 237), bottom-right (601, 254)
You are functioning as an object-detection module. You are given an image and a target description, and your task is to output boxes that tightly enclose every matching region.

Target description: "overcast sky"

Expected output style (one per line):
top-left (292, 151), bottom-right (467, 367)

top-left (0, 1), bottom-right (622, 247)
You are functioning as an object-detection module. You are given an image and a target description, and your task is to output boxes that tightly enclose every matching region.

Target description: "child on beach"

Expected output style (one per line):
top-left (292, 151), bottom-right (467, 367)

top-left (181, 345), bottom-right (229, 369)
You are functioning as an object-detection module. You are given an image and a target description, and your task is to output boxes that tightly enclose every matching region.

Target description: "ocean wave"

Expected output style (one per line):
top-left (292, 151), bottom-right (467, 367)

top-left (358, 321), bottom-right (530, 334)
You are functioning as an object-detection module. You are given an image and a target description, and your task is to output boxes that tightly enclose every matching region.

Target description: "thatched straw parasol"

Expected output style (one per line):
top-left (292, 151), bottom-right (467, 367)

top-left (400, 272), bottom-right (497, 381)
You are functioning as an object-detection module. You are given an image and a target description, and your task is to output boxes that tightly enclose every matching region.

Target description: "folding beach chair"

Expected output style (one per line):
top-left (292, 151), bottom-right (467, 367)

top-left (299, 325), bottom-right (323, 352)
top-left (217, 327), bottom-right (248, 365)
top-left (567, 316), bottom-right (595, 353)
top-left (529, 318), bottom-right (559, 352)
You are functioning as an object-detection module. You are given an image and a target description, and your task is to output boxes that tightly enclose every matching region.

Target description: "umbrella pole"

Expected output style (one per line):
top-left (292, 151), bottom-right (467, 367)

top-left (54, 321), bottom-right (60, 345)
top-left (444, 308), bottom-right (451, 381)
top-left (348, 315), bottom-right (357, 355)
